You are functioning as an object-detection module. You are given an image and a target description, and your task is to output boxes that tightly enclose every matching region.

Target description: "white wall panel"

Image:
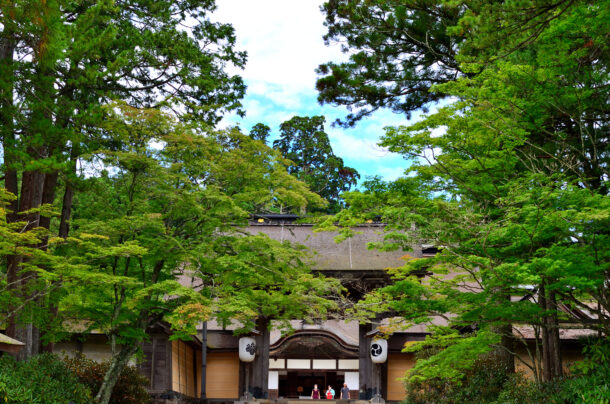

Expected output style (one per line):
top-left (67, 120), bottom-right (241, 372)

top-left (345, 372), bottom-right (359, 390)
top-left (338, 359), bottom-right (359, 370)
top-left (269, 359), bottom-right (285, 369)
top-left (287, 359), bottom-right (310, 369)
top-left (312, 359), bottom-right (336, 369)
top-left (268, 371), bottom-right (279, 390)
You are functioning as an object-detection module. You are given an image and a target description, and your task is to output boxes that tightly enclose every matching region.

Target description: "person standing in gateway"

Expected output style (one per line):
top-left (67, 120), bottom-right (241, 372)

top-left (340, 383), bottom-right (350, 400)
top-left (311, 384), bottom-right (321, 399)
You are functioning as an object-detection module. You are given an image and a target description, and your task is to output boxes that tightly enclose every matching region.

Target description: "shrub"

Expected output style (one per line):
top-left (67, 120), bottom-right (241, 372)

top-left (403, 354), bottom-right (510, 404)
top-left (63, 354), bottom-right (151, 404)
top-left (492, 373), bottom-right (566, 404)
top-left (558, 340), bottom-right (610, 404)
top-left (403, 339), bottom-right (610, 404)
top-left (0, 353), bottom-right (91, 404)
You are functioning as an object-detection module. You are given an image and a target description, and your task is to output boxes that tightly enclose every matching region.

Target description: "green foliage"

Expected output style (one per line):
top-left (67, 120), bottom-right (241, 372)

top-left (64, 354), bottom-right (150, 404)
top-left (404, 354), bottom-right (511, 404)
top-left (60, 102), bottom-right (329, 341)
top-left (0, 353), bottom-right (91, 404)
top-left (403, 328), bottom-right (500, 383)
top-left (208, 233), bottom-right (343, 334)
top-left (491, 373), bottom-right (566, 404)
top-left (273, 115), bottom-right (359, 212)
top-left (316, 0), bottom-right (609, 387)
top-left (1, 0), bottom-right (248, 352)
top-left (493, 340), bottom-right (610, 404)
top-left (316, 0), bottom-right (463, 126)
top-left (2, 0), bottom-right (341, 402)
top-left (559, 339), bottom-right (610, 403)
top-left (249, 123), bottom-right (272, 144)
top-left (50, 103), bottom-right (337, 401)
top-left (403, 341), bottom-right (610, 404)
top-left (0, 187), bottom-right (101, 334)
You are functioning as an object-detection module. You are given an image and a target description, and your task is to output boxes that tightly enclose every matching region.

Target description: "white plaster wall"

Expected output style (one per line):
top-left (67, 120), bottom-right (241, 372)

top-left (345, 372), bottom-right (359, 390)
top-left (312, 359), bottom-right (336, 369)
top-left (268, 371), bottom-right (279, 389)
top-left (55, 337), bottom-right (135, 365)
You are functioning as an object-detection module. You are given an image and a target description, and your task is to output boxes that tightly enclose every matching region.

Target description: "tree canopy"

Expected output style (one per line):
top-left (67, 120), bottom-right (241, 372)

top-left (249, 123), bottom-right (272, 143)
top-left (28, 104), bottom-right (335, 403)
top-left (316, 0), bottom-right (463, 126)
top-left (273, 115), bottom-right (360, 213)
top-left (0, 0), bottom-right (248, 360)
top-left (0, 1), bottom-right (342, 402)
top-left (317, 0), bottom-right (609, 387)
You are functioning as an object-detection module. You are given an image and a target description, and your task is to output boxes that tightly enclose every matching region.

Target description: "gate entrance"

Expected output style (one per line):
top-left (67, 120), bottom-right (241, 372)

top-left (269, 330), bottom-right (359, 399)
top-left (278, 371), bottom-right (343, 399)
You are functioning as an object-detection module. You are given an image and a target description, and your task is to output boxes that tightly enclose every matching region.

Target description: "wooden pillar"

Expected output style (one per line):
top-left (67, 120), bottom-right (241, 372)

top-left (380, 360), bottom-right (388, 398)
top-left (200, 322), bottom-right (207, 399)
top-left (250, 317), bottom-right (270, 399)
top-left (358, 323), bottom-right (373, 399)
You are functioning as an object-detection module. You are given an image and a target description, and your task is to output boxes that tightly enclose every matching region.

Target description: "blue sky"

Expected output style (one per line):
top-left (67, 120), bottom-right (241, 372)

top-left (212, 1), bottom-right (427, 183)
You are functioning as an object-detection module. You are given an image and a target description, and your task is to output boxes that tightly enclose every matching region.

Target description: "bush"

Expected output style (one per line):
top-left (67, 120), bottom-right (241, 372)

top-left (402, 339), bottom-right (610, 404)
top-left (492, 373), bottom-right (566, 404)
top-left (403, 354), bottom-right (510, 404)
top-left (0, 353), bottom-right (91, 404)
top-left (63, 354), bottom-right (151, 404)
top-left (558, 340), bottom-right (610, 404)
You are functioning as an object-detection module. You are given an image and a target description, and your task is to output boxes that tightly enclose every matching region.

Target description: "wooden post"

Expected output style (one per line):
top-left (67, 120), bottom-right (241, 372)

top-left (150, 335), bottom-right (156, 388)
top-left (245, 363), bottom-right (250, 398)
top-left (358, 323), bottom-right (372, 399)
top-left (201, 321), bottom-right (207, 399)
top-left (250, 318), bottom-right (270, 399)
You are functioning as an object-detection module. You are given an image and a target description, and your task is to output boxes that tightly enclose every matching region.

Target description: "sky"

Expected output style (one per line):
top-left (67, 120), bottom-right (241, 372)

top-left (212, 1), bottom-right (426, 183)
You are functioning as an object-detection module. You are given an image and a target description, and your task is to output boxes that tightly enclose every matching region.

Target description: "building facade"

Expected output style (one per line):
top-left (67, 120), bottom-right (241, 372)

top-left (53, 215), bottom-right (589, 402)
top-left (139, 215), bottom-right (423, 402)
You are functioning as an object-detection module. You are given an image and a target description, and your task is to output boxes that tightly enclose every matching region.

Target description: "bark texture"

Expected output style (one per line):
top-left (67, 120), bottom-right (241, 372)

top-left (94, 344), bottom-right (139, 404)
top-left (540, 282), bottom-right (563, 381)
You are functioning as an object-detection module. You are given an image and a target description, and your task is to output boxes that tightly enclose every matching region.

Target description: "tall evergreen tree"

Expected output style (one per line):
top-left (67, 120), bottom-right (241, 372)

top-left (1, 0), bottom-right (246, 357)
top-left (273, 115), bottom-right (359, 213)
top-left (249, 122), bottom-right (272, 143)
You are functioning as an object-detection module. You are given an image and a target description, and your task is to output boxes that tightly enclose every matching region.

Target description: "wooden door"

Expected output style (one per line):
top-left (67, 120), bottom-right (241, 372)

top-left (386, 353), bottom-right (415, 401)
top-left (206, 352), bottom-right (240, 399)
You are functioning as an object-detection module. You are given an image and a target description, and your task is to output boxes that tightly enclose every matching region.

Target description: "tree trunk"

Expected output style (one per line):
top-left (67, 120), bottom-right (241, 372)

top-left (1, 36), bottom-right (19, 308)
top-left (0, 33), bottom-right (18, 222)
top-left (59, 148), bottom-right (78, 238)
top-left (94, 344), bottom-right (139, 404)
top-left (38, 171), bottom-right (58, 232)
top-left (59, 181), bottom-right (75, 238)
top-left (547, 290), bottom-right (562, 378)
top-left (540, 282), bottom-right (562, 381)
top-left (491, 323), bottom-right (515, 374)
top-left (358, 322), bottom-right (373, 399)
top-left (38, 170), bottom-right (59, 353)
top-left (11, 169), bottom-right (46, 359)
top-left (490, 292), bottom-right (515, 374)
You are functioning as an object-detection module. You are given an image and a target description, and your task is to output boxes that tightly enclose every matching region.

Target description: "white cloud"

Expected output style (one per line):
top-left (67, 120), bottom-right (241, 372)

top-left (212, 1), bottom-right (414, 182)
top-left (328, 129), bottom-right (391, 161)
top-left (374, 166), bottom-right (407, 181)
top-left (213, 1), bottom-right (347, 96)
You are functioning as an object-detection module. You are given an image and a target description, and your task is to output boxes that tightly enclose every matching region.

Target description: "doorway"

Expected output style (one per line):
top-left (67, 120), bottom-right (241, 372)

top-left (278, 371), bottom-right (344, 398)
